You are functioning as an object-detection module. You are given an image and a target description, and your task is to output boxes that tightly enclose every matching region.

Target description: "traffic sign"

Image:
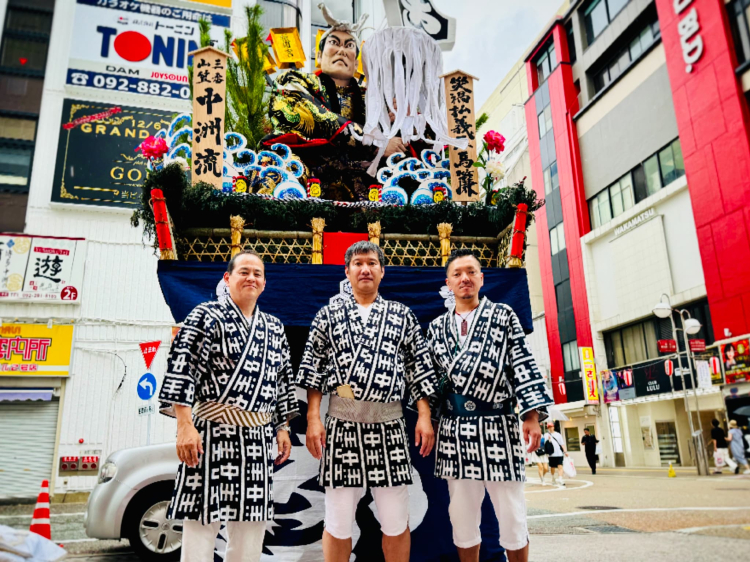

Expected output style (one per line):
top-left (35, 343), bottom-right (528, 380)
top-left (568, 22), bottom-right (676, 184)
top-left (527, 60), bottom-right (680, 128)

top-left (137, 373), bottom-right (157, 401)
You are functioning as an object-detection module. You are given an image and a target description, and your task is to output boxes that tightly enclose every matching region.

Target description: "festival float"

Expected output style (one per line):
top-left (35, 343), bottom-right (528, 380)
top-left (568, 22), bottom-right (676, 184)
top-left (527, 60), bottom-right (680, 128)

top-left (128, 4), bottom-right (545, 557)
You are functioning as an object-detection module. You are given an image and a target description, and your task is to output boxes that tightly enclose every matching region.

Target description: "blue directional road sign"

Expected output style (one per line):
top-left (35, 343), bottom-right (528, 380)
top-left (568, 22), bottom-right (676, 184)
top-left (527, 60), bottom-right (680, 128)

top-left (137, 373), bottom-right (157, 401)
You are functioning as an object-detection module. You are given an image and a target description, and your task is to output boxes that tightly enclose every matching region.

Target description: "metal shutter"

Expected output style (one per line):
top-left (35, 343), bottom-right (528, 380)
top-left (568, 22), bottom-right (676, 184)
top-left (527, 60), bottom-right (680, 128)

top-left (0, 400), bottom-right (60, 500)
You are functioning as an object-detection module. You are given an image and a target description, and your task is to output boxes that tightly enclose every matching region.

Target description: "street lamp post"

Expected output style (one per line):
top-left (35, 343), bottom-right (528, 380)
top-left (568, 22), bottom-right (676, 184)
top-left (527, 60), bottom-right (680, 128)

top-left (653, 295), bottom-right (710, 476)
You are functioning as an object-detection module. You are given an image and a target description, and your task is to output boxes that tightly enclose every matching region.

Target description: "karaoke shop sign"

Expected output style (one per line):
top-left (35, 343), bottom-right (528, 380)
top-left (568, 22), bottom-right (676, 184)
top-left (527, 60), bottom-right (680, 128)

top-left (67, 0), bottom-right (228, 101)
top-left (0, 234), bottom-right (87, 304)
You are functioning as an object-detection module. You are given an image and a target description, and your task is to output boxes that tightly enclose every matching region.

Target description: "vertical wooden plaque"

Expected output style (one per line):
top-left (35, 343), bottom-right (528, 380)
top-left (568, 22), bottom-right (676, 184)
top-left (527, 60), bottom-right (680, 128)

top-left (189, 46), bottom-right (228, 190)
top-left (441, 70), bottom-right (480, 202)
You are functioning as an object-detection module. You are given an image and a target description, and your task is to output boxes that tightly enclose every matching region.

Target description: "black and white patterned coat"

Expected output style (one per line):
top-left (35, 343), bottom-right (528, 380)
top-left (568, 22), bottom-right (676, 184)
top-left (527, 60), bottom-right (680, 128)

top-left (297, 294), bottom-right (437, 488)
top-left (427, 297), bottom-right (553, 482)
top-left (158, 297), bottom-right (299, 523)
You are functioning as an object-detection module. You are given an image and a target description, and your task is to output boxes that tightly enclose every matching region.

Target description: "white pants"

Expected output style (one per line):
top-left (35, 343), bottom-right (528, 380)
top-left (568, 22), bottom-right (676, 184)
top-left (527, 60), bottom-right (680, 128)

top-left (325, 485), bottom-right (409, 539)
top-left (181, 520), bottom-right (266, 562)
top-left (447, 479), bottom-right (528, 551)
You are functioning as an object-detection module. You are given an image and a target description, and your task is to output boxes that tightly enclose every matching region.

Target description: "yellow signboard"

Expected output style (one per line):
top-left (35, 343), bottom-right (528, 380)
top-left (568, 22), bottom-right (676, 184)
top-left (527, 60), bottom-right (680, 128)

top-left (185, 0), bottom-right (232, 8)
top-left (0, 323), bottom-right (74, 377)
top-left (579, 347), bottom-right (599, 404)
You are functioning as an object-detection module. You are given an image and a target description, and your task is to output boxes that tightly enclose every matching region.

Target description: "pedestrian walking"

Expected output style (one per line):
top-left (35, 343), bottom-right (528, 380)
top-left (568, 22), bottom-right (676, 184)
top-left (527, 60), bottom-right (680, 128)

top-left (297, 241), bottom-right (437, 562)
top-left (545, 422), bottom-right (567, 486)
top-left (580, 428), bottom-right (599, 475)
top-left (427, 249), bottom-right (553, 562)
top-left (529, 433), bottom-right (550, 485)
top-left (711, 419), bottom-right (737, 473)
top-left (158, 250), bottom-right (299, 562)
top-left (728, 420), bottom-right (750, 474)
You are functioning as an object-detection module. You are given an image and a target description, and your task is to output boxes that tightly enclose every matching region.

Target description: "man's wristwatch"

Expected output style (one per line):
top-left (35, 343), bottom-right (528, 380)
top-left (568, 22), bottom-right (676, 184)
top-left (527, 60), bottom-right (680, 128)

top-left (277, 424), bottom-right (291, 434)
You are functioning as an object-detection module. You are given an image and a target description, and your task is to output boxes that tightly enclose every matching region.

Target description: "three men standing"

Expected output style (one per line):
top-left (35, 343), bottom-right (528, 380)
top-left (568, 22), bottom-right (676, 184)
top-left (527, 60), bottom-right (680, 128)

top-left (427, 249), bottom-right (554, 562)
top-left (159, 251), bottom-right (299, 562)
top-left (298, 241), bottom-right (437, 562)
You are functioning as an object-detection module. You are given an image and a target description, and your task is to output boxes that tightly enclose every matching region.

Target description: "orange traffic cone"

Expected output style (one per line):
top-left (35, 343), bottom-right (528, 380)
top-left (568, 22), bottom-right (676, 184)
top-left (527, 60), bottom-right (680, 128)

top-left (29, 479), bottom-right (51, 539)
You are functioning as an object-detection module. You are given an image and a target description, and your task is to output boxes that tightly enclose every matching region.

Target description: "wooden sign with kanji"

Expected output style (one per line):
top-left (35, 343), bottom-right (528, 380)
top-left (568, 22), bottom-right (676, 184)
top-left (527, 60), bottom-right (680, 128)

top-left (441, 70), bottom-right (480, 202)
top-left (189, 46), bottom-right (227, 190)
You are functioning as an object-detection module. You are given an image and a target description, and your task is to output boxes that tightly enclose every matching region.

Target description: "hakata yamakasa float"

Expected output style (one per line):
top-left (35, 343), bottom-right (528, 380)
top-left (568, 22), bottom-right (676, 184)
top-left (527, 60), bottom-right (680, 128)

top-left (130, 3), bottom-right (544, 559)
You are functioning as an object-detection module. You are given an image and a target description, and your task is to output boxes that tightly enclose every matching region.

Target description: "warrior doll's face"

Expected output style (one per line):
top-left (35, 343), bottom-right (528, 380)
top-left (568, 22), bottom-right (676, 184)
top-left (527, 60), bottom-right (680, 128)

top-left (318, 31), bottom-right (357, 81)
top-left (224, 254), bottom-right (266, 304)
top-left (446, 256), bottom-right (484, 301)
top-left (346, 251), bottom-right (384, 296)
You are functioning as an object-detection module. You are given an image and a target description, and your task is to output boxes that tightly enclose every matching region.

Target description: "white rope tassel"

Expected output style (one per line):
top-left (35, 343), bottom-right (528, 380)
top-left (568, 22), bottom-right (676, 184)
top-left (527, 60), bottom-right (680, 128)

top-left (359, 27), bottom-right (469, 176)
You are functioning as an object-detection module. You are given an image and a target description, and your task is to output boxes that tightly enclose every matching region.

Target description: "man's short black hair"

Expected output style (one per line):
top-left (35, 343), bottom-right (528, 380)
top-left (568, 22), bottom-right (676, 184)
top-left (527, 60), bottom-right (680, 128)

top-left (712, 419), bottom-right (720, 428)
top-left (584, 428), bottom-right (590, 432)
top-left (227, 250), bottom-right (264, 276)
top-left (445, 248), bottom-right (482, 273)
top-left (344, 241), bottom-right (385, 268)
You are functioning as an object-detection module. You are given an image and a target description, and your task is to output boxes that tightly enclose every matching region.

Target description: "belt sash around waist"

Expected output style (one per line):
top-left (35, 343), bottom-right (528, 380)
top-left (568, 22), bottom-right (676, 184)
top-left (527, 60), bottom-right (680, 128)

top-left (328, 394), bottom-right (404, 424)
top-left (444, 394), bottom-right (516, 417)
top-left (193, 401), bottom-right (272, 428)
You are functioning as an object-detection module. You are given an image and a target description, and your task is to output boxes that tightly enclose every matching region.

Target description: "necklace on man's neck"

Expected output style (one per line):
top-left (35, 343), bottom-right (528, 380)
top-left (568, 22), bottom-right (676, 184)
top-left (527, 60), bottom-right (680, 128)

top-left (455, 303), bottom-right (479, 337)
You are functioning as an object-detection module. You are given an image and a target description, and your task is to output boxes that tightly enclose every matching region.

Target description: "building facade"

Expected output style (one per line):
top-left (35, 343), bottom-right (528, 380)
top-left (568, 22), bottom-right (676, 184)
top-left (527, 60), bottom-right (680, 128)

top-left (520, 0), bottom-right (750, 468)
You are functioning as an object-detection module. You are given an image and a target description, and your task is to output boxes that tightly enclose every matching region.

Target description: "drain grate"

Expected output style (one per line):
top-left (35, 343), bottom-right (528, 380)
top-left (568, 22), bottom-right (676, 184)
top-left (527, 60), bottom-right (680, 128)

top-left (577, 506), bottom-right (622, 511)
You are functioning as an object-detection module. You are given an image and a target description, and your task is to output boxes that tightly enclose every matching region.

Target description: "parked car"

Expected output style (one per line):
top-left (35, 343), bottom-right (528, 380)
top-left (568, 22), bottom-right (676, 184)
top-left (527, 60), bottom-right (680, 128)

top-left (84, 443), bottom-right (181, 561)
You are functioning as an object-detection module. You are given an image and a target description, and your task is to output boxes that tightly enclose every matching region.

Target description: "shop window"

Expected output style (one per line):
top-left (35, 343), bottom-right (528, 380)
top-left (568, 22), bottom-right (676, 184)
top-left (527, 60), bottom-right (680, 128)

top-left (609, 407), bottom-right (624, 453)
top-left (565, 427), bottom-right (581, 452)
top-left (550, 223), bottom-right (566, 255)
top-left (605, 319), bottom-right (660, 369)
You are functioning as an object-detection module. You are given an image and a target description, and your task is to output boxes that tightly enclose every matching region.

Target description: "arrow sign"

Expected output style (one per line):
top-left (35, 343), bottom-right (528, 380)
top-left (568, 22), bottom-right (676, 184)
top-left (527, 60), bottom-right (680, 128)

top-left (137, 373), bottom-right (157, 401)
top-left (139, 341), bottom-right (161, 370)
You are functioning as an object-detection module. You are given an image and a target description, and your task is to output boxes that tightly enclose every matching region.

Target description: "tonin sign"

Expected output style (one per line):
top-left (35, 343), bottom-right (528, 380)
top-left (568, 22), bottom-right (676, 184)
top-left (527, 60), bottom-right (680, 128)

top-left (672, 0), bottom-right (704, 73)
top-left (67, 0), bottom-right (228, 99)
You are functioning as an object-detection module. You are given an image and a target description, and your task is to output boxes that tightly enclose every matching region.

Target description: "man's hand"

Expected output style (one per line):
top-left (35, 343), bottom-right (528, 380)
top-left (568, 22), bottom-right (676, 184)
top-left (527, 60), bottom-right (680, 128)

top-left (275, 430), bottom-right (292, 465)
top-left (523, 410), bottom-right (542, 454)
top-left (415, 398), bottom-right (435, 457)
top-left (306, 417), bottom-right (326, 460)
top-left (384, 136), bottom-right (407, 157)
top-left (176, 421), bottom-right (203, 467)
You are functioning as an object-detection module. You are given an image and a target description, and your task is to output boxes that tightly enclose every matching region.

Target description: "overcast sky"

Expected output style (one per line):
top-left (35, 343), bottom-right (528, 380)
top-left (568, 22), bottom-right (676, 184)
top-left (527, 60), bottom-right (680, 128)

top-left (433, 0), bottom-right (565, 108)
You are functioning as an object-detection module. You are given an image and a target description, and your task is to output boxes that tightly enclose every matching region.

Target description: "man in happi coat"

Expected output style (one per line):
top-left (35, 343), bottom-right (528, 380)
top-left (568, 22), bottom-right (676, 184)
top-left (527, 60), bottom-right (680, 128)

top-left (426, 249), bottom-right (553, 562)
top-left (297, 241), bottom-right (437, 562)
top-left (158, 250), bottom-right (299, 562)
top-left (262, 3), bottom-right (407, 201)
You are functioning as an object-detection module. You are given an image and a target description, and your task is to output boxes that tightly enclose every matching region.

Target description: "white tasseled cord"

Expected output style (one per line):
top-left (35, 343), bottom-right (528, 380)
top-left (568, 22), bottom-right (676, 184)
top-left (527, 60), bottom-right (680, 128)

top-left (353, 27), bottom-right (469, 175)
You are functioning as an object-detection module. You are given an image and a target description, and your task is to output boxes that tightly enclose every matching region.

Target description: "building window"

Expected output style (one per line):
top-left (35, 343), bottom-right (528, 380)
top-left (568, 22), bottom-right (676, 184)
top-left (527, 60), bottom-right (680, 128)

top-left (0, 115), bottom-right (36, 191)
top-left (605, 319), bottom-right (659, 369)
top-left (566, 21), bottom-right (577, 64)
top-left (544, 161), bottom-right (558, 195)
top-left (538, 104), bottom-right (553, 139)
top-left (729, 0), bottom-right (750, 66)
top-left (588, 138), bottom-right (684, 229)
top-left (0, 2), bottom-right (54, 76)
top-left (550, 223), bottom-right (566, 255)
top-left (565, 427), bottom-right (581, 452)
top-left (584, 0), bottom-right (633, 45)
top-left (563, 340), bottom-right (580, 373)
top-left (535, 40), bottom-right (557, 85)
top-left (593, 20), bottom-right (660, 94)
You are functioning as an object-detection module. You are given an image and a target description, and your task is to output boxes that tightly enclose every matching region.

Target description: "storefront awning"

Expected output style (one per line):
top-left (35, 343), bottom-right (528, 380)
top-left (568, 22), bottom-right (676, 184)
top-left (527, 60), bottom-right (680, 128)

top-left (0, 388), bottom-right (54, 402)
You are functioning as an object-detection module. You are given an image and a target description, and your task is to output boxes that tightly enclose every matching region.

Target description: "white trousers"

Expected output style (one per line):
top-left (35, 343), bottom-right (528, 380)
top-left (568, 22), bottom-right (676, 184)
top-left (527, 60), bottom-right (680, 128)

top-left (181, 520), bottom-right (266, 562)
top-left (447, 479), bottom-right (529, 551)
top-left (325, 485), bottom-right (409, 540)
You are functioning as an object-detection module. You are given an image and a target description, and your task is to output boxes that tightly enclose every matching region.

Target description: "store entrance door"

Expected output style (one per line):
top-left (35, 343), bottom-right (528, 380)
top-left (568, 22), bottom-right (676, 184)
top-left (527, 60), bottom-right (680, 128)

top-left (656, 421), bottom-right (681, 466)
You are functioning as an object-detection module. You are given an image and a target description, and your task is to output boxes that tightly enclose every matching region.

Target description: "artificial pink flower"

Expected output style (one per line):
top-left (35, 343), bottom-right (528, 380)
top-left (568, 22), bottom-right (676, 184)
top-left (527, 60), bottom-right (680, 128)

top-left (484, 130), bottom-right (506, 153)
top-left (136, 136), bottom-right (169, 160)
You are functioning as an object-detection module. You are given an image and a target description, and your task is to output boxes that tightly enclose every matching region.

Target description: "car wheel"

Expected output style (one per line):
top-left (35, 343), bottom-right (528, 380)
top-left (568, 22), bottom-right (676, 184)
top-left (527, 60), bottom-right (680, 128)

top-left (124, 484), bottom-right (182, 561)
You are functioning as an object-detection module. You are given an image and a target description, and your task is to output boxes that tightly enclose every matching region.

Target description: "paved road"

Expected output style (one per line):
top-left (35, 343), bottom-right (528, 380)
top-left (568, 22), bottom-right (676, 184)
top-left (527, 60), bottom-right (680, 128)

top-left (2, 468), bottom-right (749, 561)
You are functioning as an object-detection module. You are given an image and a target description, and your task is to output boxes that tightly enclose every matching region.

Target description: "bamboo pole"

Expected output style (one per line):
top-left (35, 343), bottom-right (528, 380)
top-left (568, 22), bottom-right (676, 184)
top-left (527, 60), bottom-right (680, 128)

top-left (311, 218), bottom-right (325, 264)
top-left (229, 215), bottom-right (245, 258)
